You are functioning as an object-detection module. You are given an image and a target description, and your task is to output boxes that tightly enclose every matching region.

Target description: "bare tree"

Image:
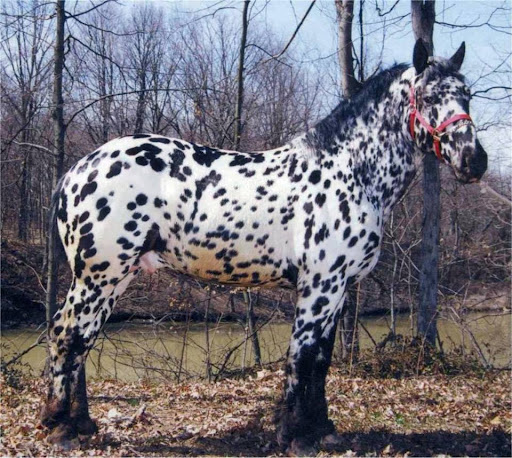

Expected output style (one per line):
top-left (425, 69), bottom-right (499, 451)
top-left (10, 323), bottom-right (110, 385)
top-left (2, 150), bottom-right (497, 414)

top-left (71, 6), bottom-right (119, 144)
top-left (125, 4), bottom-right (166, 134)
top-left (1, 0), bottom-right (54, 241)
top-left (411, 0), bottom-right (439, 347)
top-left (45, 0), bottom-right (66, 327)
top-left (335, 0), bottom-right (361, 97)
top-left (334, 0), bottom-right (364, 361)
top-left (233, 0), bottom-right (249, 149)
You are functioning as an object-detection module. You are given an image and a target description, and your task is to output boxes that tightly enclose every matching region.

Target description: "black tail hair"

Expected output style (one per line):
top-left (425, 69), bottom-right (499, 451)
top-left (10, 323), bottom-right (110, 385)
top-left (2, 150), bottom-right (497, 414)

top-left (48, 175), bottom-right (67, 263)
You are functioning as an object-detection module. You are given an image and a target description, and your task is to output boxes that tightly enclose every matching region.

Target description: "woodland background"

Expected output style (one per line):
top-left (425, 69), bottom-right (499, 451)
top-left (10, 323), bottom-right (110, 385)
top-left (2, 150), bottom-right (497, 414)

top-left (1, 0), bottom-right (511, 372)
top-left (1, 1), bottom-right (511, 456)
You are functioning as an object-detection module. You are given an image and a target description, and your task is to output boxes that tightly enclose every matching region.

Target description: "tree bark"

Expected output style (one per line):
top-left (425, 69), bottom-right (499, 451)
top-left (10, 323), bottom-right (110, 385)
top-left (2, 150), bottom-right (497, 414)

top-left (411, 0), bottom-right (439, 347)
top-left (18, 143), bottom-right (31, 242)
top-left (339, 289), bottom-right (359, 362)
top-left (335, 0), bottom-right (361, 97)
top-left (411, 0), bottom-right (435, 53)
top-left (334, 0), bottom-right (362, 359)
top-left (46, 0), bottom-right (66, 324)
top-left (233, 0), bottom-right (249, 150)
top-left (244, 291), bottom-right (261, 367)
top-left (134, 73), bottom-right (146, 134)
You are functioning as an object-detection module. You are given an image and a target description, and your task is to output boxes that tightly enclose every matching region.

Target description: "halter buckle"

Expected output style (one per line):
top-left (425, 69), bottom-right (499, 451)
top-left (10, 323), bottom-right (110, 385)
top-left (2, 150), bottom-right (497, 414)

top-left (409, 85), bottom-right (473, 163)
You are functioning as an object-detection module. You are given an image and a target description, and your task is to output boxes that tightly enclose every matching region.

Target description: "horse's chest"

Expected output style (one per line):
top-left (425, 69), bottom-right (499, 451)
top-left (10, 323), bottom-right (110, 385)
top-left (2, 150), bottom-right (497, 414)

top-left (307, 193), bottom-right (383, 282)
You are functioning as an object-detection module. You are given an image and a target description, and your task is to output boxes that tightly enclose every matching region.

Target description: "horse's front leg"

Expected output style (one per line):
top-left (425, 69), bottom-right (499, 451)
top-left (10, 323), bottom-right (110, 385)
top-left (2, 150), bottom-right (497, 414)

top-left (70, 365), bottom-right (98, 435)
top-left (309, 314), bottom-right (340, 439)
top-left (277, 285), bottom-right (345, 455)
top-left (42, 353), bottom-right (97, 437)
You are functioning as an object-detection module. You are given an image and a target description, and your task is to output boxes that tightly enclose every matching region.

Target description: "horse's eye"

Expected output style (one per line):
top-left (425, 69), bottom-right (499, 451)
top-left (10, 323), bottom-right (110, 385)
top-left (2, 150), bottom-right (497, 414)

top-left (463, 86), bottom-right (471, 97)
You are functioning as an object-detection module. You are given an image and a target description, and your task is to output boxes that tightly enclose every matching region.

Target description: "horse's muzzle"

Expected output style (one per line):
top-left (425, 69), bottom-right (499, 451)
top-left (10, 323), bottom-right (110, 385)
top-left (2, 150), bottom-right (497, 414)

top-left (458, 140), bottom-right (487, 183)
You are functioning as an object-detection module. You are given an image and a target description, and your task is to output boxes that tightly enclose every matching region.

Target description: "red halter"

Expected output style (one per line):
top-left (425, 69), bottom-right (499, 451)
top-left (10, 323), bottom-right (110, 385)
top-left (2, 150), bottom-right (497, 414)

top-left (409, 86), bottom-right (473, 162)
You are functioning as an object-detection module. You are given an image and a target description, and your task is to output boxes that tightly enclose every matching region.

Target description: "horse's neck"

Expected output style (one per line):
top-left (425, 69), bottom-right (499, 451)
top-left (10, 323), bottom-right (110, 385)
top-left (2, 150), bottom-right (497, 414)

top-left (343, 70), bottom-right (417, 220)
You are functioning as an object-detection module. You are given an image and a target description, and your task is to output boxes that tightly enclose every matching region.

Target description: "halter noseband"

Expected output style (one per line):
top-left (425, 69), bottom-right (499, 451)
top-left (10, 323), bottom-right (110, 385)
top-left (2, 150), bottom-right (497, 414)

top-left (409, 86), bottom-right (473, 162)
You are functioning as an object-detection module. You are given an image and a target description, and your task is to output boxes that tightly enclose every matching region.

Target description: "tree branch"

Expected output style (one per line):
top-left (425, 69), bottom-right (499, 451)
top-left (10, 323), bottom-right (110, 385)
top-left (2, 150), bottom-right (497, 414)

top-left (1, 331), bottom-right (46, 369)
top-left (66, 0), bottom-right (116, 19)
top-left (259, 0), bottom-right (316, 65)
top-left (479, 181), bottom-right (512, 207)
top-left (12, 141), bottom-right (57, 157)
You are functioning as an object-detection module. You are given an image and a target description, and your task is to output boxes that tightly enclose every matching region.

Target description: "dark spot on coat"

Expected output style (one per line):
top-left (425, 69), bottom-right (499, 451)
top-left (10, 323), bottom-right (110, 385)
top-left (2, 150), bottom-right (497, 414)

top-left (309, 170), bottom-right (321, 184)
top-left (329, 255), bottom-right (346, 273)
top-left (312, 296), bottom-right (329, 315)
top-left (136, 194), bottom-right (148, 206)
top-left (124, 221), bottom-right (137, 232)
top-left (80, 182), bottom-right (97, 202)
top-left (98, 206), bottom-right (111, 221)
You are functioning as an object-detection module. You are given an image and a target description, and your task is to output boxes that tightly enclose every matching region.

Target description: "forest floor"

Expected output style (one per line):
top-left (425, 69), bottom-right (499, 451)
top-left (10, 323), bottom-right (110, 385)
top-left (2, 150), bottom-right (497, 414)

top-left (1, 369), bottom-right (510, 457)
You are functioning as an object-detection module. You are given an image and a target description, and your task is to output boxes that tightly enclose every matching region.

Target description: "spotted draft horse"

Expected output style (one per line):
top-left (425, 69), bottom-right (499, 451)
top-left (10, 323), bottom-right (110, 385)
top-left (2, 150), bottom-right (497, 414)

top-left (42, 40), bottom-right (487, 454)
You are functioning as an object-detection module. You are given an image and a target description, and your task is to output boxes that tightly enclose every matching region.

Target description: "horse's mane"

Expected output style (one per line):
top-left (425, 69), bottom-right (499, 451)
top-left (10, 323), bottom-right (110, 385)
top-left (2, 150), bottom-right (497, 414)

top-left (304, 63), bottom-right (410, 151)
top-left (423, 57), bottom-right (465, 85)
top-left (304, 59), bottom-right (466, 153)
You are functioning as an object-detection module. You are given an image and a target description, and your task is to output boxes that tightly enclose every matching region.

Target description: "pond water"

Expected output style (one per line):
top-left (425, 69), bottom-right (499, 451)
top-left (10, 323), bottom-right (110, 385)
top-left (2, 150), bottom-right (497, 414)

top-left (2, 312), bottom-right (510, 382)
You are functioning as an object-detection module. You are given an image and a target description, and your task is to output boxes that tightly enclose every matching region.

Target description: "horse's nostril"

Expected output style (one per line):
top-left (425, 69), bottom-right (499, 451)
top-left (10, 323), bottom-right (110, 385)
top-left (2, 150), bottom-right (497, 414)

top-left (470, 152), bottom-right (488, 179)
top-left (463, 155), bottom-right (470, 171)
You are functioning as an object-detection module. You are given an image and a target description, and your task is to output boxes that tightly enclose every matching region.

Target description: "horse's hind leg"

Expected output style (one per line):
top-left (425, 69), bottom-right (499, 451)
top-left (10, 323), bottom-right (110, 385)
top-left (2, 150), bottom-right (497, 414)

top-left (42, 271), bottom-right (135, 447)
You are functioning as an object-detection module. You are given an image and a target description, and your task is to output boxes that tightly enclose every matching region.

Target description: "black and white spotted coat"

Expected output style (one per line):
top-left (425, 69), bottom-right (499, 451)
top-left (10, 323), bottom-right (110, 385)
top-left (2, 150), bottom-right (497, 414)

top-left (42, 50), bottom-right (487, 451)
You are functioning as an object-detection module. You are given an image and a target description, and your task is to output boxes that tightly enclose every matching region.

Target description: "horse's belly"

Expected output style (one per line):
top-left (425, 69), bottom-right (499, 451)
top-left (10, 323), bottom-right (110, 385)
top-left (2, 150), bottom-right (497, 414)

top-left (160, 243), bottom-right (286, 287)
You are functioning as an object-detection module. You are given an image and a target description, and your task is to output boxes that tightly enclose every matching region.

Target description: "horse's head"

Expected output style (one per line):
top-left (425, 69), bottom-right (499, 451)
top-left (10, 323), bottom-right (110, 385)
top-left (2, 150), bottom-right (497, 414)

top-left (410, 39), bottom-right (487, 183)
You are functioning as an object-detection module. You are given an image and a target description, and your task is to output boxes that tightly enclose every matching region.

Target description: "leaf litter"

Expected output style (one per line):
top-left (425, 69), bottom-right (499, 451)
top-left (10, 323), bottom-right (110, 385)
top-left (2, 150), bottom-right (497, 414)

top-left (1, 369), bottom-right (510, 456)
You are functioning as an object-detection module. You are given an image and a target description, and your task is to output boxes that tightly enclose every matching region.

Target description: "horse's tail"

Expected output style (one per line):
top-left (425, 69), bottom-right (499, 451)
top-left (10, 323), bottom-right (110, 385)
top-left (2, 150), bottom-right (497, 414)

top-left (48, 175), bottom-right (66, 263)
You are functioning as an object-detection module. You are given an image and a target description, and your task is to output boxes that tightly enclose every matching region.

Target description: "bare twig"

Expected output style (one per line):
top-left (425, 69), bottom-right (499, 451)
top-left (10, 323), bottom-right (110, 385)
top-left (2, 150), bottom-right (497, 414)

top-left (1, 331), bottom-right (46, 369)
top-left (479, 180), bottom-right (512, 207)
top-left (259, 0), bottom-right (316, 65)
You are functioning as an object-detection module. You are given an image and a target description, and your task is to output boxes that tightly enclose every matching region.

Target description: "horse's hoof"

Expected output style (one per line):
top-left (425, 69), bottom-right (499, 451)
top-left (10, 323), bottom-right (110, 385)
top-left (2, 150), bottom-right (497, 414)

top-left (75, 416), bottom-right (98, 436)
top-left (276, 424), bottom-right (291, 450)
top-left (286, 438), bottom-right (318, 457)
top-left (51, 438), bottom-right (80, 452)
top-left (320, 432), bottom-right (344, 449)
top-left (46, 424), bottom-right (79, 450)
top-left (276, 431), bottom-right (287, 450)
top-left (40, 402), bottom-right (66, 429)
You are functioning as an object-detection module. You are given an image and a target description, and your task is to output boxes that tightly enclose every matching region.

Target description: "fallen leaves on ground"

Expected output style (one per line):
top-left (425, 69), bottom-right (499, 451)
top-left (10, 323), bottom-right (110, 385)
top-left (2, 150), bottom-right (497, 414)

top-left (1, 369), bottom-right (510, 456)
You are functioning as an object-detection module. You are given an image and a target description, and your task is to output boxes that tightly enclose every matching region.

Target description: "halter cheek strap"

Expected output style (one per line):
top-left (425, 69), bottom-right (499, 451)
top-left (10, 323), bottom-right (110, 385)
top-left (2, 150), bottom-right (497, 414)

top-left (409, 86), bottom-right (473, 162)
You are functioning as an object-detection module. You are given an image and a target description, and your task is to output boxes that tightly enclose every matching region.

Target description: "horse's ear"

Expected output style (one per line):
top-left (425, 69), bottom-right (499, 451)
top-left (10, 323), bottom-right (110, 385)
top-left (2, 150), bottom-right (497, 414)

top-left (413, 38), bottom-right (429, 74)
top-left (449, 42), bottom-right (465, 71)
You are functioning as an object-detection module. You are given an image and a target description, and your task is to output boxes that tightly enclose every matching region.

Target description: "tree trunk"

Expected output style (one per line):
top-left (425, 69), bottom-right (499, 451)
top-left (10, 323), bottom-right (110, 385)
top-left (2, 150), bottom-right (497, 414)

top-left (204, 289), bottom-right (212, 381)
top-left (411, 0), bottom-right (439, 347)
top-left (134, 74), bottom-right (146, 134)
top-left (335, 0), bottom-right (361, 97)
top-left (233, 0), bottom-right (249, 150)
top-left (335, 0), bottom-right (362, 359)
top-left (18, 143), bottom-right (31, 242)
top-left (243, 290), bottom-right (261, 367)
top-left (339, 289), bottom-right (359, 363)
top-left (357, 0), bottom-right (365, 82)
top-left (46, 0), bottom-right (66, 325)
top-left (99, 40), bottom-right (110, 143)
top-left (411, 1), bottom-right (435, 53)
